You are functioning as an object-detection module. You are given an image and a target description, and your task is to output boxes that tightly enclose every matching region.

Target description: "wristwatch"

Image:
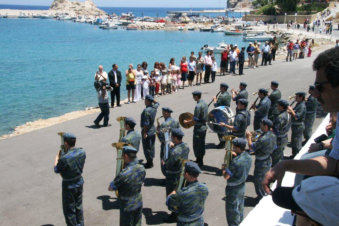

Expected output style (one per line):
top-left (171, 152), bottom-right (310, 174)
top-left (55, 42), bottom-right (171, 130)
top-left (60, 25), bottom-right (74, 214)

top-left (318, 142), bottom-right (324, 150)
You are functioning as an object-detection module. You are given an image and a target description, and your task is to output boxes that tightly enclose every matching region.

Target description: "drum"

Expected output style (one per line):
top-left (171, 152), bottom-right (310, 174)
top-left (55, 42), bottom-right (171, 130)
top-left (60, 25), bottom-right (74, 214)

top-left (208, 106), bottom-right (234, 133)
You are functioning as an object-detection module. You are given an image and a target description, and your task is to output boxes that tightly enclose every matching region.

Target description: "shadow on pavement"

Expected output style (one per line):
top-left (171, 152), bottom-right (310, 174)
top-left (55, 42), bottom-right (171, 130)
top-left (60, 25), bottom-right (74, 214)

top-left (97, 195), bottom-right (119, 210)
top-left (244, 196), bottom-right (259, 207)
top-left (201, 165), bottom-right (222, 176)
top-left (144, 178), bottom-right (165, 187)
top-left (142, 208), bottom-right (168, 225)
top-left (85, 125), bottom-right (101, 129)
top-left (205, 143), bottom-right (217, 150)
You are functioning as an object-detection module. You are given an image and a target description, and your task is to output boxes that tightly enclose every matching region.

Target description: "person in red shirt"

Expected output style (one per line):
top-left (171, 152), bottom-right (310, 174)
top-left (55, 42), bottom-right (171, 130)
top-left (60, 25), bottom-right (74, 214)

top-left (286, 40), bottom-right (293, 62)
top-left (180, 56), bottom-right (188, 89)
top-left (220, 48), bottom-right (229, 75)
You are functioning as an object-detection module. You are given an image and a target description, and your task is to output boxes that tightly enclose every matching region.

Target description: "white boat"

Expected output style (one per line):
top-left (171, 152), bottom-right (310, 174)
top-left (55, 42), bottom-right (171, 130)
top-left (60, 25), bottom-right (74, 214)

top-left (201, 42), bottom-right (228, 54)
top-left (212, 27), bottom-right (225, 32)
top-left (200, 27), bottom-right (212, 32)
top-left (243, 35), bottom-right (274, 42)
top-left (224, 29), bottom-right (242, 35)
top-left (243, 30), bottom-right (266, 36)
top-left (101, 22), bottom-right (118, 30)
top-left (178, 26), bottom-right (184, 31)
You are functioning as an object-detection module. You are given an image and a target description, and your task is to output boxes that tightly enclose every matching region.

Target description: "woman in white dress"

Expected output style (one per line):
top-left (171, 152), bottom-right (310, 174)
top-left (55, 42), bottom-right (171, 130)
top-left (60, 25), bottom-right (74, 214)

top-left (134, 64), bottom-right (143, 101)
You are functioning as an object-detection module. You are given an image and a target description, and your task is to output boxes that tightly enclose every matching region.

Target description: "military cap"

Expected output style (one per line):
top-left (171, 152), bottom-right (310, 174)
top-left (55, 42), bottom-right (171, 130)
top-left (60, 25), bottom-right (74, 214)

top-left (295, 91), bottom-right (306, 97)
top-left (271, 81), bottom-right (279, 86)
top-left (63, 132), bottom-right (76, 139)
top-left (259, 88), bottom-right (268, 95)
top-left (232, 138), bottom-right (247, 149)
top-left (261, 118), bottom-right (273, 128)
top-left (220, 83), bottom-right (229, 88)
top-left (192, 90), bottom-right (202, 96)
top-left (185, 161), bottom-right (201, 175)
top-left (309, 85), bottom-right (315, 90)
top-left (145, 94), bottom-right (154, 102)
top-left (171, 128), bottom-right (184, 138)
top-left (122, 145), bottom-right (137, 154)
top-left (240, 82), bottom-right (247, 87)
top-left (162, 107), bottom-right (173, 113)
top-left (125, 117), bottom-right (136, 127)
top-left (238, 98), bottom-right (248, 107)
top-left (278, 99), bottom-right (289, 108)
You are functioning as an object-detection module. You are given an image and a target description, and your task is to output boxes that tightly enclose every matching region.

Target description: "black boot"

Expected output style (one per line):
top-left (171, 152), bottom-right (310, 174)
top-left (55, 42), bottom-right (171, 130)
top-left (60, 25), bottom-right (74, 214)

top-left (216, 142), bottom-right (226, 149)
top-left (144, 160), bottom-right (153, 169)
top-left (164, 212), bottom-right (178, 223)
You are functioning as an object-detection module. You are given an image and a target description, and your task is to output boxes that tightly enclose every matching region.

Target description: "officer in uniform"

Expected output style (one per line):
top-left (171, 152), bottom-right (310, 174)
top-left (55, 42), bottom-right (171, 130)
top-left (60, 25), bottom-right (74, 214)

top-left (287, 92), bottom-right (306, 157)
top-left (140, 94), bottom-right (159, 168)
top-left (246, 119), bottom-right (276, 200)
top-left (166, 161), bottom-right (209, 226)
top-left (271, 100), bottom-right (291, 167)
top-left (213, 83), bottom-right (232, 148)
top-left (54, 133), bottom-right (86, 226)
top-left (163, 128), bottom-right (190, 222)
top-left (252, 88), bottom-right (271, 131)
top-left (121, 117), bottom-right (141, 152)
top-left (184, 91), bottom-right (208, 167)
top-left (231, 82), bottom-right (248, 103)
top-left (108, 146), bottom-right (146, 226)
top-left (157, 107), bottom-right (180, 176)
top-left (223, 138), bottom-right (252, 226)
top-left (303, 85), bottom-right (318, 142)
top-left (268, 81), bottom-right (282, 122)
top-left (219, 99), bottom-right (250, 139)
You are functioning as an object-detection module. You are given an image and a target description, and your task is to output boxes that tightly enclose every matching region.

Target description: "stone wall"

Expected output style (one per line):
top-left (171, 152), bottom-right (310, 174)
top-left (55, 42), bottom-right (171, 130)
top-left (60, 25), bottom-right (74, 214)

top-left (242, 14), bottom-right (318, 23)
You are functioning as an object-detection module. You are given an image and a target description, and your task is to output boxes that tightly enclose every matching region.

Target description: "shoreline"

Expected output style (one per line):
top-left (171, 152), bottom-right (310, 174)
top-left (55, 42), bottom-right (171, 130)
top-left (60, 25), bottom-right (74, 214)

top-left (1, 43), bottom-right (334, 141)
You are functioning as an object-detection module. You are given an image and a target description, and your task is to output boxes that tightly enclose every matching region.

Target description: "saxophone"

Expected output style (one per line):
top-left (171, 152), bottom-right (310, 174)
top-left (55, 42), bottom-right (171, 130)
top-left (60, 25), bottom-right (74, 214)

top-left (222, 135), bottom-right (236, 170)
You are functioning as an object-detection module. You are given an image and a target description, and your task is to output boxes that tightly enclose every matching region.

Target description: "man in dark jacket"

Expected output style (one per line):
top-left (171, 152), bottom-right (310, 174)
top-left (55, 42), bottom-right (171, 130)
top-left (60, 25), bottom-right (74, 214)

top-left (108, 64), bottom-right (122, 108)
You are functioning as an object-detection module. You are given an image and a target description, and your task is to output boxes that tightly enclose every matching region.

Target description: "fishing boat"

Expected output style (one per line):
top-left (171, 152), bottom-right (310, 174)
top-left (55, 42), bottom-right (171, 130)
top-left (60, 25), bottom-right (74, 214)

top-left (200, 27), bottom-right (212, 32)
top-left (243, 34), bottom-right (274, 42)
top-left (212, 27), bottom-right (225, 32)
top-left (224, 29), bottom-right (242, 35)
top-left (100, 22), bottom-right (118, 30)
top-left (126, 24), bottom-right (138, 30)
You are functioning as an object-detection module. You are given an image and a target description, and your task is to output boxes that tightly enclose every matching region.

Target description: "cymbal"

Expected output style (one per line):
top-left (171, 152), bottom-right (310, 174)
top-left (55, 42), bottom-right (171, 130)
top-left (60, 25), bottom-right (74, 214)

top-left (179, 112), bottom-right (195, 129)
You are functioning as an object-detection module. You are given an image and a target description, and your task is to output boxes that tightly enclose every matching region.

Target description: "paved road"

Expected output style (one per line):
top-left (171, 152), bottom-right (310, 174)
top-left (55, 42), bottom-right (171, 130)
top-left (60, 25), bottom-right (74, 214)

top-left (0, 48), bottom-right (328, 226)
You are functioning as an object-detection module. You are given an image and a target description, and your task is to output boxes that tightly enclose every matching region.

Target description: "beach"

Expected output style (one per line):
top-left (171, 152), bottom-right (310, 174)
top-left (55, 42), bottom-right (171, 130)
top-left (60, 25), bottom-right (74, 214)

top-left (0, 46), bottom-right (330, 225)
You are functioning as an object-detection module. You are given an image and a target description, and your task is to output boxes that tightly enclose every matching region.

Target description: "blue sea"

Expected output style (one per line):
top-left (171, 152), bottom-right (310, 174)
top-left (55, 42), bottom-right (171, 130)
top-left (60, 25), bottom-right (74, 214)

top-left (0, 5), bottom-right (247, 136)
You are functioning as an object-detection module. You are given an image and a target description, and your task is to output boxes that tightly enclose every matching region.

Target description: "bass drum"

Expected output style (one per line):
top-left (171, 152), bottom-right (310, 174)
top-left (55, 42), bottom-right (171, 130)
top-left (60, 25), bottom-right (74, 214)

top-left (208, 106), bottom-right (234, 133)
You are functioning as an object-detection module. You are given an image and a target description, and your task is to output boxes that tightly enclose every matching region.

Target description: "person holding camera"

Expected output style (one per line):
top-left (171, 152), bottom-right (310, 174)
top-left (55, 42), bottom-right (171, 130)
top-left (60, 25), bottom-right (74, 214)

top-left (93, 83), bottom-right (111, 127)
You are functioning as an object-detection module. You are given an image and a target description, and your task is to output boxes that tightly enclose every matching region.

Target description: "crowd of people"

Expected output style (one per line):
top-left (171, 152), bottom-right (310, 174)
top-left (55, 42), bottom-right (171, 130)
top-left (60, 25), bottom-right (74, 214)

top-left (285, 38), bottom-right (314, 61)
top-left (54, 43), bottom-right (339, 226)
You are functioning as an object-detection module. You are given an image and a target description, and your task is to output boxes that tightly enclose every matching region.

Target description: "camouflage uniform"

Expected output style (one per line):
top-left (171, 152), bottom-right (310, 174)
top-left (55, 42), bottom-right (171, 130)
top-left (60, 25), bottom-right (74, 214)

top-left (167, 181), bottom-right (209, 226)
top-left (225, 151), bottom-right (252, 226)
top-left (214, 91), bottom-right (231, 108)
top-left (158, 117), bottom-right (180, 176)
top-left (233, 89), bottom-right (248, 102)
top-left (121, 130), bottom-right (141, 152)
top-left (140, 102), bottom-right (159, 162)
top-left (254, 96), bottom-right (271, 130)
top-left (291, 102), bottom-right (306, 156)
top-left (272, 110), bottom-right (291, 166)
top-left (110, 159), bottom-right (146, 226)
top-left (164, 142), bottom-right (190, 195)
top-left (303, 95), bottom-right (317, 141)
top-left (232, 109), bottom-right (251, 138)
top-left (268, 89), bottom-right (281, 122)
top-left (252, 131), bottom-right (276, 199)
top-left (54, 148), bottom-right (86, 226)
top-left (193, 99), bottom-right (208, 164)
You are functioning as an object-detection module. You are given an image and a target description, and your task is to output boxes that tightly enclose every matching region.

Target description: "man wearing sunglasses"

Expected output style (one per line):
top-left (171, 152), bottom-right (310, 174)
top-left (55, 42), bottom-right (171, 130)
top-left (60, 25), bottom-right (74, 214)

top-left (262, 47), bottom-right (339, 225)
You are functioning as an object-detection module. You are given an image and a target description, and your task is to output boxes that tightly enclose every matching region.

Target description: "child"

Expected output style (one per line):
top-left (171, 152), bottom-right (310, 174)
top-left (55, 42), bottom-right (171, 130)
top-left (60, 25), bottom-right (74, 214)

top-left (176, 68), bottom-right (181, 91)
top-left (166, 71), bottom-right (172, 94)
top-left (149, 71), bottom-right (156, 97)
top-left (161, 71), bottom-right (167, 95)
top-left (171, 69), bottom-right (177, 92)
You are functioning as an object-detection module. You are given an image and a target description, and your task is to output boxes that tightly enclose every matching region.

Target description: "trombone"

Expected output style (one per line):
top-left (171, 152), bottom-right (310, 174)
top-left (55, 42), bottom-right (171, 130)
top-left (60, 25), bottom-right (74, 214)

top-left (289, 95), bottom-right (296, 107)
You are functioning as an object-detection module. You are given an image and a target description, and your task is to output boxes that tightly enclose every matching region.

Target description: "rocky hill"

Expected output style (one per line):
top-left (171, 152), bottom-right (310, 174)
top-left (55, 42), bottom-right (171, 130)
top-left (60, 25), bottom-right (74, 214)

top-left (49, 0), bottom-right (106, 16)
top-left (228, 0), bottom-right (253, 9)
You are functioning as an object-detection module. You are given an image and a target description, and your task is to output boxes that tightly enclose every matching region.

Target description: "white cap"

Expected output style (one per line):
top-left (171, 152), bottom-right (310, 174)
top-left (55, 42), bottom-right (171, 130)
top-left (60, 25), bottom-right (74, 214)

top-left (292, 176), bottom-right (339, 226)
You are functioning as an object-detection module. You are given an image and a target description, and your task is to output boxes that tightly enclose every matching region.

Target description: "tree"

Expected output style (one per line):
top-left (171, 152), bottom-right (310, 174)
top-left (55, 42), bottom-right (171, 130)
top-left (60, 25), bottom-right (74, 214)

top-left (276, 0), bottom-right (299, 12)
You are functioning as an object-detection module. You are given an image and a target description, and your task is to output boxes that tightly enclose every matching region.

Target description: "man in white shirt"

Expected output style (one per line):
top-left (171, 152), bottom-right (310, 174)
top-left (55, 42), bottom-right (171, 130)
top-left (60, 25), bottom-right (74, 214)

top-left (204, 51), bottom-right (212, 83)
top-left (94, 65), bottom-right (107, 83)
top-left (261, 41), bottom-right (271, 66)
top-left (228, 47), bottom-right (238, 74)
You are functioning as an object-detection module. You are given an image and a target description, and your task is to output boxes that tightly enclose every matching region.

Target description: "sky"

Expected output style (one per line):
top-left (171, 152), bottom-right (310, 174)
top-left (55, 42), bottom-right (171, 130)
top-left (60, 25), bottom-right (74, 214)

top-left (0, 0), bottom-right (226, 8)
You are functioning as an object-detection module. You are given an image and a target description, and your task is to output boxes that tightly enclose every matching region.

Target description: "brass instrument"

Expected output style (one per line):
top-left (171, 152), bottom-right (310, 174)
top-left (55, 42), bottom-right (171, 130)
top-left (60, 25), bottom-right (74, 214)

top-left (249, 97), bottom-right (259, 111)
top-left (57, 132), bottom-right (65, 156)
top-left (288, 95), bottom-right (295, 100)
top-left (208, 91), bottom-right (221, 107)
top-left (250, 131), bottom-right (262, 142)
top-left (156, 116), bottom-right (164, 128)
top-left (252, 87), bottom-right (270, 96)
top-left (179, 112), bottom-right (195, 129)
top-left (176, 158), bottom-right (188, 191)
top-left (114, 116), bottom-right (126, 197)
top-left (222, 135), bottom-right (236, 170)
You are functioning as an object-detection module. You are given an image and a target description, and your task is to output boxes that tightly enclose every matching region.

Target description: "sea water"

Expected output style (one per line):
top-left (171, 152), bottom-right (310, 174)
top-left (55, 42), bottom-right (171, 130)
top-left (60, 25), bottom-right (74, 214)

top-left (0, 8), bottom-right (247, 136)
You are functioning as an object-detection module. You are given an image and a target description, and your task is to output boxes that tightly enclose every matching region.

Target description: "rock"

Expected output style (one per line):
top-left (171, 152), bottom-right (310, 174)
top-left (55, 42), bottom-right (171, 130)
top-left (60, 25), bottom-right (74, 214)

top-left (49, 0), bottom-right (106, 16)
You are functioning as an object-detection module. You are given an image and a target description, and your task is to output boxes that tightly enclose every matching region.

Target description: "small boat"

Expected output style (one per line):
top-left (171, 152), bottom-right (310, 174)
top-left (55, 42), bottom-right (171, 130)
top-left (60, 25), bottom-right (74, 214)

top-left (224, 29), bottom-right (242, 35)
top-left (126, 24), bottom-right (138, 30)
top-left (201, 42), bottom-right (228, 54)
top-left (243, 35), bottom-right (274, 42)
top-left (200, 27), bottom-right (212, 32)
top-left (187, 27), bottom-right (195, 31)
top-left (100, 22), bottom-right (118, 30)
top-left (178, 26), bottom-right (184, 31)
top-left (243, 30), bottom-right (266, 36)
top-left (212, 27), bottom-right (225, 32)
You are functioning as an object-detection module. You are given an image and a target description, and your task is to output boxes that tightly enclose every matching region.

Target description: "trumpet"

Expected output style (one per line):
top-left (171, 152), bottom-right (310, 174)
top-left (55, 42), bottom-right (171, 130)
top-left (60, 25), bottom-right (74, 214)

top-left (288, 95), bottom-right (295, 100)
top-left (250, 131), bottom-right (262, 142)
top-left (252, 87), bottom-right (270, 96)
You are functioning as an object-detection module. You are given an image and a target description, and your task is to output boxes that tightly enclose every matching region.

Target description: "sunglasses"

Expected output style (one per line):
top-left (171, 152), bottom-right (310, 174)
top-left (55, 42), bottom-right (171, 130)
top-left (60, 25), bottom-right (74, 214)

top-left (314, 81), bottom-right (330, 92)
